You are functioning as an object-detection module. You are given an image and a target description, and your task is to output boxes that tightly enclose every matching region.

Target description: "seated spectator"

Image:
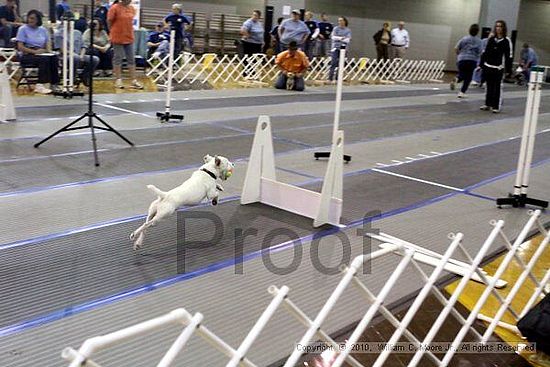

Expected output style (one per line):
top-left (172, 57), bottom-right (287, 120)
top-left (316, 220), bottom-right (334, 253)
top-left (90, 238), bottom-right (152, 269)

top-left (278, 9), bottom-right (309, 51)
top-left (74, 13), bottom-right (88, 33)
top-left (54, 17), bottom-right (99, 87)
top-left (164, 3), bottom-right (191, 56)
top-left (16, 10), bottom-right (60, 94)
top-left (147, 22), bottom-right (170, 59)
top-left (83, 18), bottom-right (112, 76)
top-left (519, 42), bottom-right (538, 84)
top-left (56, 0), bottom-right (70, 21)
top-left (274, 40), bottom-right (309, 91)
top-left (94, 0), bottom-right (110, 33)
top-left (0, 0), bottom-right (22, 47)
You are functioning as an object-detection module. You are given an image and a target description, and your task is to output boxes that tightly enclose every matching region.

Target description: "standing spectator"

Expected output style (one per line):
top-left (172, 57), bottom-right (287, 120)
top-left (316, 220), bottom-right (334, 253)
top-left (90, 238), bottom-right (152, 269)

top-left (270, 17), bottom-right (283, 54)
top-left (479, 20), bottom-right (513, 113)
top-left (328, 16), bottom-right (351, 82)
top-left (56, 0), bottom-right (71, 21)
top-left (373, 22), bottom-right (391, 61)
top-left (83, 18), bottom-right (113, 76)
top-left (108, 0), bottom-right (143, 89)
top-left (94, 0), bottom-right (110, 33)
top-left (390, 21), bottom-right (409, 59)
top-left (451, 23), bottom-right (482, 98)
top-left (16, 10), bottom-right (59, 94)
top-left (240, 9), bottom-right (263, 55)
top-left (278, 9), bottom-right (309, 51)
top-left (316, 13), bottom-right (333, 57)
top-left (147, 22), bottom-right (170, 59)
top-left (54, 18), bottom-right (100, 87)
top-left (518, 43), bottom-right (538, 84)
top-left (164, 3), bottom-right (191, 57)
top-left (274, 40), bottom-right (309, 91)
top-left (0, 0), bottom-right (22, 47)
top-left (303, 11), bottom-right (319, 60)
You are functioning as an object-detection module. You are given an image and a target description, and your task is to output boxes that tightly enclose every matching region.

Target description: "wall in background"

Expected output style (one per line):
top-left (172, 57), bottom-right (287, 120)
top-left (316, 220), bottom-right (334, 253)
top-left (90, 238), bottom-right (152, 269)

top-left (515, 0), bottom-right (549, 65)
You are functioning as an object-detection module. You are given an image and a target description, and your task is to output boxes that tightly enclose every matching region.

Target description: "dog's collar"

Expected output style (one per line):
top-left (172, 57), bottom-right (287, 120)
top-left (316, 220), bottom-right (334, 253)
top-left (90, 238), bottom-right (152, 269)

top-left (201, 168), bottom-right (218, 180)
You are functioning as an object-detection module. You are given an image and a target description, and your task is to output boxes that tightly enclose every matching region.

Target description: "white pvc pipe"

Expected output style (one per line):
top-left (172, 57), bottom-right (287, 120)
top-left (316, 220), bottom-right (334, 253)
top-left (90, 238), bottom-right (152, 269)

top-left (62, 347), bottom-right (103, 367)
top-left (226, 286), bottom-right (289, 367)
top-left (407, 221), bottom-right (504, 367)
top-left (441, 212), bottom-right (540, 366)
top-left (332, 45), bottom-right (346, 139)
top-left (332, 249), bottom-right (415, 367)
top-left (481, 229), bottom-right (549, 341)
top-left (283, 245), bottom-right (401, 367)
top-left (62, 20), bottom-right (68, 90)
top-left (520, 267), bottom-right (550, 319)
top-left (164, 30), bottom-right (176, 114)
top-left (270, 286), bottom-right (363, 367)
top-left (513, 70), bottom-right (537, 195)
top-left (157, 312), bottom-right (203, 367)
top-left (477, 314), bottom-right (521, 334)
top-left (520, 70), bottom-right (543, 195)
top-left (68, 20), bottom-right (74, 91)
top-left (66, 309), bottom-right (189, 367)
top-left (370, 234), bottom-right (463, 367)
top-left (196, 325), bottom-right (256, 367)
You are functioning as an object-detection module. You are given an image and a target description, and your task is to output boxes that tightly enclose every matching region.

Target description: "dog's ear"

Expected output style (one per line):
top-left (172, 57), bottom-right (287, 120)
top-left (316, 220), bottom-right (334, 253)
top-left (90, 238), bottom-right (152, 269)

top-left (215, 156), bottom-right (221, 167)
top-left (203, 154), bottom-right (212, 163)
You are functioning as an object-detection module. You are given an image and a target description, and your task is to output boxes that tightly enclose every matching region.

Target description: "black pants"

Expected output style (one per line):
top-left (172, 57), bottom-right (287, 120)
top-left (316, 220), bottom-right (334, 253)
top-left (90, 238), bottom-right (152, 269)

top-left (20, 53), bottom-right (60, 84)
top-left (242, 40), bottom-right (262, 55)
top-left (484, 67), bottom-right (504, 109)
top-left (376, 43), bottom-right (389, 61)
top-left (457, 60), bottom-right (477, 93)
top-left (91, 48), bottom-right (113, 71)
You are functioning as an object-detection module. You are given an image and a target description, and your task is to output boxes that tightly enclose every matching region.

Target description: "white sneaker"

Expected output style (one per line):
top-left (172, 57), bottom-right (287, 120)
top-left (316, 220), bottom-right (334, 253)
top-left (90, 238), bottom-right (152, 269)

top-left (480, 105), bottom-right (490, 111)
top-left (34, 83), bottom-right (52, 94)
top-left (115, 79), bottom-right (124, 89)
top-left (152, 51), bottom-right (161, 59)
top-left (130, 79), bottom-right (144, 89)
top-left (492, 108), bottom-right (501, 113)
top-left (457, 92), bottom-right (466, 98)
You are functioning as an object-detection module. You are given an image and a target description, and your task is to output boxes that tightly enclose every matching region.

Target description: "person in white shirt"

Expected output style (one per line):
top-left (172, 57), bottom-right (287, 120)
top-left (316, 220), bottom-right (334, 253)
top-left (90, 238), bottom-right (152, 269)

top-left (390, 20), bottom-right (409, 59)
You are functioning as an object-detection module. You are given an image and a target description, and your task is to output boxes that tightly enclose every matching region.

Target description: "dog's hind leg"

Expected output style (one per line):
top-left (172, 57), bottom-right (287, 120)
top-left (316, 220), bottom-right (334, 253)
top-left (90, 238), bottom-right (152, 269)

top-left (130, 199), bottom-right (159, 242)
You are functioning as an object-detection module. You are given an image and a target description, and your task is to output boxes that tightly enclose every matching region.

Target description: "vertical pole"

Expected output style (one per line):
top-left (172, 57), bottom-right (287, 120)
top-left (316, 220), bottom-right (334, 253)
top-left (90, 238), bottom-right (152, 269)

top-left (165, 30), bottom-right (176, 114)
top-left (332, 44), bottom-right (346, 140)
top-left (520, 69), bottom-right (543, 197)
top-left (68, 20), bottom-right (74, 92)
top-left (62, 20), bottom-right (68, 91)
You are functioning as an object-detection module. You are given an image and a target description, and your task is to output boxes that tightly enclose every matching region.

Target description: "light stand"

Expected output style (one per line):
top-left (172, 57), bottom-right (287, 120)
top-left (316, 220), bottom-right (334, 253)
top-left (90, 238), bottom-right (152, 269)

top-left (34, 0), bottom-right (134, 167)
top-left (497, 66), bottom-right (548, 209)
top-left (156, 30), bottom-right (184, 122)
top-left (53, 18), bottom-right (84, 99)
top-left (314, 43), bottom-right (351, 163)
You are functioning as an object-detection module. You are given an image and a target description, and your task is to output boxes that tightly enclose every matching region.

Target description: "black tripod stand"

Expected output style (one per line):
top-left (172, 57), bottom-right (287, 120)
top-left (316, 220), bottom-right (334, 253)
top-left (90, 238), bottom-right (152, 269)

top-left (34, 0), bottom-right (134, 166)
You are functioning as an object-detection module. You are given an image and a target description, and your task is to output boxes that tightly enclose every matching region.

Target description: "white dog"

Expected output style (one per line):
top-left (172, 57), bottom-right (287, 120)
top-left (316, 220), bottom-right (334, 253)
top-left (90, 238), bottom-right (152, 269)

top-left (130, 154), bottom-right (234, 250)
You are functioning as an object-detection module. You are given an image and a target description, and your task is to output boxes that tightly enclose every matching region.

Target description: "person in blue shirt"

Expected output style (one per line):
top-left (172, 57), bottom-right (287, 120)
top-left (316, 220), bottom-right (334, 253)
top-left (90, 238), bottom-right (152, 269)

top-left (303, 11), bottom-right (319, 60)
top-left (240, 9), bottom-right (264, 55)
top-left (94, 0), bottom-right (110, 33)
top-left (0, 0), bottom-right (22, 47)
top-left (164, 3), bottom-right (191, 56)
top-left (270, 17), bottom-right (283, 54)
top-left (147, 22), bottom-right (170, 59)
top-left (316, 13), bottom-right (333, 57)
top-left (451, 24), bottom-right (482, 98)
top-left (16, 9), bottom-right (60, 94)
top-left (328, 17), bottom-right (351, 82)
top-left (519, 43), bottom-right (538, 84)
top-left (56, 0), bottom-right (71, 21)
top-left (278, 9), bottom-right (309, 51)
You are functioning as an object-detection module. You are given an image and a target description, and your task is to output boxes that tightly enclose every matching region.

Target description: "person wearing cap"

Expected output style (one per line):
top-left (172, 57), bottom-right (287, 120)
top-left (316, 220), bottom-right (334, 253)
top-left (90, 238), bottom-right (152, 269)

top-left (56, 0), bottom-right (71, 21)
top-left (391, 21), bottom-right (409, 59)
top-left (164, 3), bottom-right (191, 56)
top-left (278, 9), bottom-right (309, 51)
top-left (147, 22), bottom-right (170, 59)
top-left (274, 40), bottom-right (309, 91)
top-left (328, 16), bottom-right (351, 82)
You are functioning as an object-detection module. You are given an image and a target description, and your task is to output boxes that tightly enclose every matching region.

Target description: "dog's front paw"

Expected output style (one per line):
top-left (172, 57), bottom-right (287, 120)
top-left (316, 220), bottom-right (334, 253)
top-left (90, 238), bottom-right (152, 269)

top-left (212, 197), bottom-right (218, 206)
top-left (130, 232), bottom-right (136, 241)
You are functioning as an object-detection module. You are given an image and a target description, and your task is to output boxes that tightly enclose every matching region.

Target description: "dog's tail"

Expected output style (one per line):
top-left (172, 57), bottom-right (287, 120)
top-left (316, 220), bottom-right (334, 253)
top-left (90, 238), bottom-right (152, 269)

top-left (147, 185), bottom-right (167, 199)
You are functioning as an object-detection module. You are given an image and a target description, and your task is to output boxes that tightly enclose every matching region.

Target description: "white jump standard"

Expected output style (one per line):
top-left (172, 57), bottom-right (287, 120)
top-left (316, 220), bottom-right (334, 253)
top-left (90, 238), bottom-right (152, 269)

top-left (497, 66), bottom-right (548, 209)
top-left (156, 30), bottom-right (184, 123)
top-left (52, 18), bottom-right (84, 99)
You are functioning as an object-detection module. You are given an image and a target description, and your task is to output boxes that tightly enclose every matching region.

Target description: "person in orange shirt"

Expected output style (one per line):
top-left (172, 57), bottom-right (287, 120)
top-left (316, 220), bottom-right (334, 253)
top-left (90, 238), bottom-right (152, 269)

top-left (107, 0), bottom-right (143, 89)
top-left (274, 41), bottom-right (309, 91)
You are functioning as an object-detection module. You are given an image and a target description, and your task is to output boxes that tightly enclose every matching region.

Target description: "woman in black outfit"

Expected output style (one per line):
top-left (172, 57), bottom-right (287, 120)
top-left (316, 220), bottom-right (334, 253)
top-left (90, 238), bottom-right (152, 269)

top-left (479, 20), bottom-right (513, 113)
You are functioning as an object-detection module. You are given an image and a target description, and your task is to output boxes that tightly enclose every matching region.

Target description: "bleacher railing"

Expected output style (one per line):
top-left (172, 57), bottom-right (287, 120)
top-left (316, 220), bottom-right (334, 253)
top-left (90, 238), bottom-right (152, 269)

top-left (63, 210), bottom-right (549, 366)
